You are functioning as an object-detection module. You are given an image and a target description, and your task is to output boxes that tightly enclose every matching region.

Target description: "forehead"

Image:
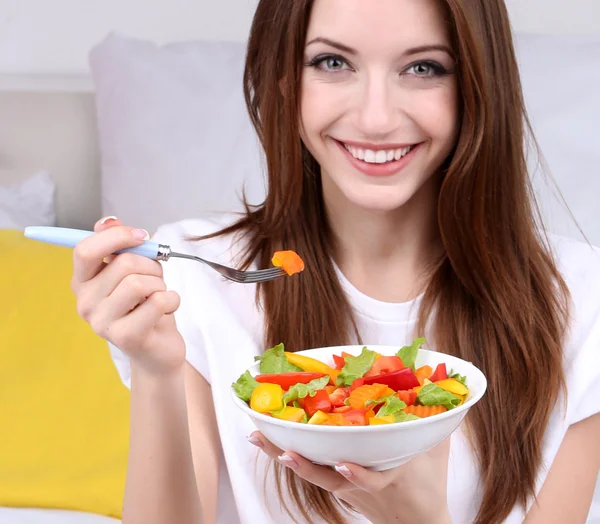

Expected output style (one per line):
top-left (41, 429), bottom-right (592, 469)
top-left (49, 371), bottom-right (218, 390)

top-left (306, 0), bottom-right (451, 53)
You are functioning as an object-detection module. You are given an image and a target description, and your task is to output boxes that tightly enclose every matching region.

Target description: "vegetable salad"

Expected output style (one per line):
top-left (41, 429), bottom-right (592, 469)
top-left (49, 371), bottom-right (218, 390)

top-left (232, 339), bottom-right (469, 426)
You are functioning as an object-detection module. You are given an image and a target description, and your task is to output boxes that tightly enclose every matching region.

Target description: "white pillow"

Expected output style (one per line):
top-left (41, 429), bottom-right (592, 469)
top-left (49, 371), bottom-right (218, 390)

top-left (90, 32), bottom-right (600, 245)
top-left (0, 171), bottom-right (56, 230)
top-left (90, 32), bottom-right (265, 235)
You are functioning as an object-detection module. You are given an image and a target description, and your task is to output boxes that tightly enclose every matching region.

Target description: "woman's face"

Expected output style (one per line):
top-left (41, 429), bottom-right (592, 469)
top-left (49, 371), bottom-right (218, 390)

top-left (300, 0), bottom-right (459, 213)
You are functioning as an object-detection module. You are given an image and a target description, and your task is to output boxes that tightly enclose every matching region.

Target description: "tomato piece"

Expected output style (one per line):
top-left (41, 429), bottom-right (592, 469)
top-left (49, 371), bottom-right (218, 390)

top-left (328, 387), bottom-right (350, 407)
top-left (255, 372), bottom-right (325, 390)
top-left (429, 363), bottom-right (448, 383)
top-left (350, 378), bottom-right (365, 391)
top-left (342, 409), bottom-right (368, 426)
top-left (397, 390), bottom-right (417, 406)
top-left (364, 356), bottom-right (404, 378)
top-left (332, 405), bottom-right (352, 413)
top-left (362, 368), bottom-right (420, 391)
top-left (303, 389), bottom-right (332, 417)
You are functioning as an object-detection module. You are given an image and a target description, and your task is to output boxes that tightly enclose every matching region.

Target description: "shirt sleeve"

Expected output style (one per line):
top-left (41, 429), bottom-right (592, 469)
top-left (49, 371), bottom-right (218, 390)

top-left (566, 317), bottom-right (600, 426)
top-left (107, 222), bottom-right (210, 388)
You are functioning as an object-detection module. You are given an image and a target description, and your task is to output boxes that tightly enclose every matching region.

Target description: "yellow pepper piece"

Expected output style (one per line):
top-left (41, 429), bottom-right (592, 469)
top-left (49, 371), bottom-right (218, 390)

top-left (285, 352), bottom-right (339, 383)
top-left (369, 415), bottom-right (395, 425)
top-left (271, 406), bottom-right (307, 423)
top-left (250, 383), bottom-right (284, 413)
top-left (435, 378), bottom-right (469, 396)
top-left (307, 410), bottom-right (330, 425)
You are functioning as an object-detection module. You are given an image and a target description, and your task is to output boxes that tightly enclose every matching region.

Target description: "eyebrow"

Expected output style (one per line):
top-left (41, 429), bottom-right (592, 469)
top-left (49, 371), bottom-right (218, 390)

top-left (305, 37), bottom-right (454, 58)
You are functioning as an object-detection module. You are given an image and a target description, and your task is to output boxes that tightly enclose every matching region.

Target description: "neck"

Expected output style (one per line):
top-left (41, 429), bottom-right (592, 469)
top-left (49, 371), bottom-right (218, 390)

top-left (323, 175), bottom-right (442, 303)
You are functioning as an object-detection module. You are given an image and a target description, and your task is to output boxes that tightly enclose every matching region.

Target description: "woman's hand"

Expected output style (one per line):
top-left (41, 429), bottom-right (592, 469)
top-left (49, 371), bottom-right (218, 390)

top-left (71, 216), bottom-right (186, 377)
top-left (249, 432), bottom-right (452, 524)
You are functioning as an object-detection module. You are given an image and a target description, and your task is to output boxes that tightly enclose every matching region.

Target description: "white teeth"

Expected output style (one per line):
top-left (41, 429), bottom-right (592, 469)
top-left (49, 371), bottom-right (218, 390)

top-left (364, 149), bottom-right (376, 163)
top-left (344, 143), bottom-right (415, 164)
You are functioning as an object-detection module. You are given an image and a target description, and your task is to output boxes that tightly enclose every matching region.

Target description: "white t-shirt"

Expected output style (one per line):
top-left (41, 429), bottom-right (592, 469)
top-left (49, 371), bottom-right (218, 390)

top-left (108, 214), bottom-right (600, 524)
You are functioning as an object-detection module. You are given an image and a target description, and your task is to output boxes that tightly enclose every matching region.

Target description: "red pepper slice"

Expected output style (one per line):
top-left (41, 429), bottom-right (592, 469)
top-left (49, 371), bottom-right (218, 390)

top-left (303, 389), bottom-right (332, 417)
top-left (332, 354), bottom-right (346, 370)
top-left (362, 368), bottom-right (420, 391)
top-left (429, 363), bottom-right (448, 383)
top-left (350, 378), bottom-right (365, 391)
top-left (364, 356), bottom-right (405, 378)
top-left (255, 372), bottom-right (325, 390)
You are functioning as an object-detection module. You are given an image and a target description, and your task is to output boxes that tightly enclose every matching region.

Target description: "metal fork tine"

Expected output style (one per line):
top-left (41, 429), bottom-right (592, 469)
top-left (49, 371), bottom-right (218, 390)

top-left (167, 249), bottom-right (288, 284)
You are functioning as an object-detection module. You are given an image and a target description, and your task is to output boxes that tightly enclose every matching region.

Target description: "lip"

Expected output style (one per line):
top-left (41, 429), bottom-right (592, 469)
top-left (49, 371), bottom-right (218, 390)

top-left (334, 139), bottom-right (421, 177)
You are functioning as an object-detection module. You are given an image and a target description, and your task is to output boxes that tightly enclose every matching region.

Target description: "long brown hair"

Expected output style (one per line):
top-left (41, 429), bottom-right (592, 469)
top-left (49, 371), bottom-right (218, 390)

top-left (206, 1), bottom-right (570, 522)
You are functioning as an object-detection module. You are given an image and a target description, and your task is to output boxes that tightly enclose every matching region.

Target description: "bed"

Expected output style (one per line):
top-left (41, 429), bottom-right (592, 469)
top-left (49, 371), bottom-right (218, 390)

top-left (0, 31), bottom-right (599, 523)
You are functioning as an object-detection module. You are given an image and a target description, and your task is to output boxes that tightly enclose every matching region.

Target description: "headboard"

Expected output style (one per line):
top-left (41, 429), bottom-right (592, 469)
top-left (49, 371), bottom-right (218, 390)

top-left (1, 32), bottom-right (599, 245)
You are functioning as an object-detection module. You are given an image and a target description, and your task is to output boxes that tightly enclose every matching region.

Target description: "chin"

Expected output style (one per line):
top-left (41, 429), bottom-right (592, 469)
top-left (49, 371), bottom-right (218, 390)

top-left (338, 183), bottom-right (422, 214)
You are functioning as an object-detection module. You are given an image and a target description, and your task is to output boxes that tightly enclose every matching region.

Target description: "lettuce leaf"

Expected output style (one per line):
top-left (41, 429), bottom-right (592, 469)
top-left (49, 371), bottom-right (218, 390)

top-left (448, 369), bottom-right (467, 385)
top-left (232, 371), bottom-right (259, 402)
top-left (417, 383), bottom-right (462, 410)
top-left (367, 394), bottom-right (407, 417)
top-left (254, 343), bottom-right (302, 374)
top-left (396, 337), bottom-right (426, 371)
top-left (336, 347), bottom-right (377, 386)
top-left (282, 376), bottom-right (330, 404)
top-left (393, 411), bottom-right (421, 423)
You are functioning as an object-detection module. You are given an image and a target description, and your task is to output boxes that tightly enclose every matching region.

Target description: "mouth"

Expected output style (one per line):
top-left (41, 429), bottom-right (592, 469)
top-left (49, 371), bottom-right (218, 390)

top-left (334, 139), bottom-right (421, 177)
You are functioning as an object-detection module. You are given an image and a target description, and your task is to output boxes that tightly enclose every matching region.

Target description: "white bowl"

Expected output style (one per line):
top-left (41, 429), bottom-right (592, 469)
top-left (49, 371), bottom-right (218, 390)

top-left (231, 345), bottom-right (487, 471)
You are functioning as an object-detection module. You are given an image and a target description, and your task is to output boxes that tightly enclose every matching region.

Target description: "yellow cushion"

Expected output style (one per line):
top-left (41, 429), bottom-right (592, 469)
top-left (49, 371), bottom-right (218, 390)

top-left (0, 229), bottom-right (129, 518)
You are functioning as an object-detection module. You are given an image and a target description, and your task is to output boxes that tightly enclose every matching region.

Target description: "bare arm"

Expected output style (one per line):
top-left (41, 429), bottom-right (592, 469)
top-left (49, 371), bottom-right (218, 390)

top-left (524, 412), bottom-right (600, 523)
top-left (122, 363), bottom-right (220, 524)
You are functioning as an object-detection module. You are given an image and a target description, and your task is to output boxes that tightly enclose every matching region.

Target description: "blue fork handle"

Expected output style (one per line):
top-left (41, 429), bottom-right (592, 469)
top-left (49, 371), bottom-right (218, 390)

top-left (24, 226), bottom-right (162, 260)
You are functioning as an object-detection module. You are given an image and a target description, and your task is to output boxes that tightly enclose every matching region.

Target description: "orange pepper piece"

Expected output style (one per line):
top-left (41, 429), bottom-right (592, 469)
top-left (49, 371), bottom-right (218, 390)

top-left (272, 250), bottom-right (305, 276)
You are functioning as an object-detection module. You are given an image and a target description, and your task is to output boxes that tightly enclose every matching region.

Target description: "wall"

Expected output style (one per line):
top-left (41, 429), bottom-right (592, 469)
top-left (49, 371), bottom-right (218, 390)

top-left (0, 0), bottom-right (599, 75)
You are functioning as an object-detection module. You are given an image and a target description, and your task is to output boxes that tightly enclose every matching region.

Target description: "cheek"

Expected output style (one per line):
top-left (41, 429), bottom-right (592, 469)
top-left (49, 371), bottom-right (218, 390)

top-left (408, 86), bottom-right (459, 144)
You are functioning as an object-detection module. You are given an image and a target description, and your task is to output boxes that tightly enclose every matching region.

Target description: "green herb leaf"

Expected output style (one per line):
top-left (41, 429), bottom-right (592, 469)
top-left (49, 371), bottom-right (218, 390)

top-left (254, 343), bottom-right (302, 374)
top-left (231, 371), bottom-right (259, 402)
top-left (336, 347), bottom-right (377, 386)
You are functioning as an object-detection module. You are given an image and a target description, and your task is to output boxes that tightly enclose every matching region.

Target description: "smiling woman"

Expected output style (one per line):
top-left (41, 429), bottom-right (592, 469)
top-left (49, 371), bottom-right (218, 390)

top-left (65, 1), bottom-right (600, 524)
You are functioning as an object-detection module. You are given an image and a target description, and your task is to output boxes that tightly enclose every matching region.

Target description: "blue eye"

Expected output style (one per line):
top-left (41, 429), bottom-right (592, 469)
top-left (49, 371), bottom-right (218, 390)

top-left (405, 61), bottom-right (448, 78)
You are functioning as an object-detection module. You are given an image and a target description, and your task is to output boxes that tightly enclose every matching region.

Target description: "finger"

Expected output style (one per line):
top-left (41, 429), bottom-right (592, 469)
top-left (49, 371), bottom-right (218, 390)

top-left (94, 216), bottom-right (122, 232)
top-left (109, 290), bottom-right (180, 347)
top-left (96, 217), bottom-right (122, 264)
top-left (336, 435), bottom-right (452, 493)
top-left (72, 225), bottom-right (149, 284)
top-left (248, 432), bottom-right (353, 493)
top-left (75, 253), bottom-right (163, 322)
top-left (90, 275), bottom-right (167, 335)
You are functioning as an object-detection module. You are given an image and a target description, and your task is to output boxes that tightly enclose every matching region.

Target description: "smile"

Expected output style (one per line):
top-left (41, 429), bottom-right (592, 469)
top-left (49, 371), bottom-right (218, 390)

top-left (342, 143), bottom-right (417, 165)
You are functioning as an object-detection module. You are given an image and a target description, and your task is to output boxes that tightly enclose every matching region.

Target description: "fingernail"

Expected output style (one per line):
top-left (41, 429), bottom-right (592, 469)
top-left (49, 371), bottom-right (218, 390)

top-left (100, 216), bottom-right (118, 225)
top-left (247, 436), bottom-right (264, 449)
top-left (278, 455), bottom-right (299, 470)
top-left (335, 465), bottom-right (352, 478)
top-left (132, 228), bottom-right (149, 240)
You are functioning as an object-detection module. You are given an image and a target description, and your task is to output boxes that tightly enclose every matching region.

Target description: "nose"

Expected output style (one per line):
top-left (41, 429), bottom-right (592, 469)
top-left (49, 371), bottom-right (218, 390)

top-left (356, 74), bottom-right (397, 138)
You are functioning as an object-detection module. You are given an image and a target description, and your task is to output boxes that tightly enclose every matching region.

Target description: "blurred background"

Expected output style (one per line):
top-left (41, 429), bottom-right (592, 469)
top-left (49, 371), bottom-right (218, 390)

top-left (0, 1), bottom-right (598, 523)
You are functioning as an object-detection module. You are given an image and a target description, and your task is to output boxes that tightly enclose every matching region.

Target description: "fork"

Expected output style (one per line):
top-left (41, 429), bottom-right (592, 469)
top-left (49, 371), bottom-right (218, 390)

top-left (23, 226), bottom-right (287, 284)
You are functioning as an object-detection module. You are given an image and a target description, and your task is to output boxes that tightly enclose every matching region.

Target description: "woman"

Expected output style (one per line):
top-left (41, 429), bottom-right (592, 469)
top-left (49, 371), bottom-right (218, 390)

top-left (71, 0), bottom-right (600, 523)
